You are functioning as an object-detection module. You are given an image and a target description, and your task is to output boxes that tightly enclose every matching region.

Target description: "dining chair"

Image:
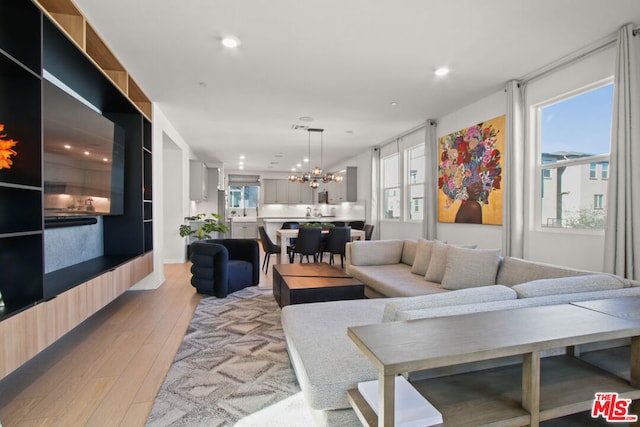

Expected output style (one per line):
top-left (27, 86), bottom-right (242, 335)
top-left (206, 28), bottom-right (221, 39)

top-left (258, 226), bottom-right (281, 272)
top-left (331, 221), bottom-right (346, 227)
top-left (281, 221), bottom-right (300, 260)
top-left (321, 226), bottom-right (351, 268)
top-left (290, 227), bottom-right (322, 263)
top-left (348, 220), bottom-right (365, 230)
top-left (363, 224), bottom-right (374, 240)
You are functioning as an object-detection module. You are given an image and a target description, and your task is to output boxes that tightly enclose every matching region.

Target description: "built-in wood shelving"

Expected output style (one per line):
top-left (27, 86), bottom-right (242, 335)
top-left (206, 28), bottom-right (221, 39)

top-left (33, 0), bottom-right (152, 120)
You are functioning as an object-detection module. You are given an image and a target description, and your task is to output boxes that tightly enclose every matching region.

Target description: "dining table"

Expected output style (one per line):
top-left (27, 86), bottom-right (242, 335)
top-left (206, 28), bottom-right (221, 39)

top-left (275, 228), bottom-right (366, 264)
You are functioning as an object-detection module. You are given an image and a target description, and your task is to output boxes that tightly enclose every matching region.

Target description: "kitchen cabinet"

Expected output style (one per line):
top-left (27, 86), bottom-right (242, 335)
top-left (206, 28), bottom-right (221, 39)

top-left (231, 220), bottom-right (258, 238)
top-left (189, 160), bottom-right (208, 201)
top-left (288, 182), bottom-right (313, 204)
top-left (328, 166), bottom-right (357, 203)
top-left (263, 179), bottom-right (312, 204)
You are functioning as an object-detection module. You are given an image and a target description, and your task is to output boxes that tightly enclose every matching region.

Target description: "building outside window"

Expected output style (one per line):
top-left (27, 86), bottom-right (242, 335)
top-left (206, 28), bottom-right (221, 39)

top-left (229, 185), bottom-right (260, 210)
top-left (537, 81), bottom-right (613, 230)
top-left (382, 153), bottom-right (400, 219)
top-left (407, 145), bottom-right (425, 221)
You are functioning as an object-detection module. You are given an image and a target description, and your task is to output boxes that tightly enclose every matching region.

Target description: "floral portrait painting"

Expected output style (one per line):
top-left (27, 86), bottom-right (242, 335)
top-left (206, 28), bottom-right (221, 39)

top-left (437, 115), bottom-right (505, 225)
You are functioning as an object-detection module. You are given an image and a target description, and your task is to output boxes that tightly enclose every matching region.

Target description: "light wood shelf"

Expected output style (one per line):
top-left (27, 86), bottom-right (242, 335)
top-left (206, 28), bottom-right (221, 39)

top-left (33, 0), bottom-right (152, 120)
top-left (0, 252), bottom-right (153, 381)
top-left (349, 352), bottom-right (640, 427)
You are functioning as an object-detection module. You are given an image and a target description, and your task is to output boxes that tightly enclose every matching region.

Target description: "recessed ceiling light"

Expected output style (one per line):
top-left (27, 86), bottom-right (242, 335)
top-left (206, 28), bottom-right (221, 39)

top-left (238, 165), bottom-right (244, 170)
top-left (291, 167), bottom-right (296, 172)
top-left (434, 67), bottom-right (450, 77)
top-left (84, 151), bottom-right (90, 156)
top-left (222, 37), bottom-right (239, 49)
top-left (239, 155), bottom-right (245, 160)
top-left (303, 158), bottom-right (309, 163)
top-left (390, 102), bottom-right (398, 107)
top-left (296, 163), bottom-right (302, 168)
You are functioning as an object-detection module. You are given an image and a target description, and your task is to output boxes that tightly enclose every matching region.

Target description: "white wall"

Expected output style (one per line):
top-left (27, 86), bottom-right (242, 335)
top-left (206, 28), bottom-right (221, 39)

top-left (162, 134), bottom-right (184, 263)
top-left (522, 45), bottom-right (614, 270)
top-left (131, 104), bottom-right (196, 289)
top-left (374, 43), bottom-right (615, 271)
top-left (435, 90), bottom-right (506, 249)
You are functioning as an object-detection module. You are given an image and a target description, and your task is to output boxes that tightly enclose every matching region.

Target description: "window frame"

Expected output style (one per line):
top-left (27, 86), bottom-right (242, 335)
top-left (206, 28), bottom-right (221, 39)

top-left (228, 184), bottom-right (260, 210)
top-left (405, 144), bottom-right (425, 222)
top-left (533, 78), bottom-right (613, 233)
top-left (381, 152), bottom-right (401, 221)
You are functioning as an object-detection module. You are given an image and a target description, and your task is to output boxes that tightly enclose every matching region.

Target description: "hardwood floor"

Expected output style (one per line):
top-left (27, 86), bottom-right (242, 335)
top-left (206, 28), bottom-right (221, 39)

top-left (0, 261), bottom-right (273, 427)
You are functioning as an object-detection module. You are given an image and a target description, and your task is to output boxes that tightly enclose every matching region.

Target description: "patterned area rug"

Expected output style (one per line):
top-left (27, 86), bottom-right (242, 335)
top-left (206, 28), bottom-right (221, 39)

top-left (146, 287), bottom-right (312, 426)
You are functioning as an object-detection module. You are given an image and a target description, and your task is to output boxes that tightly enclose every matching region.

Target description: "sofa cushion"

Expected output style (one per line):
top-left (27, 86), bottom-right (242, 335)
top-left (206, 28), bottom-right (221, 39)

top-left (348, 264), bottom-right (447, 298)
top-left (496, 256), bottom-right (593, 286)
top-left (382, 285), bottom-right (517, 322)
top-left (348, 239), bottom-right (405, 266)
top-left (401, 239), bottom-right (418, 266)
top-left (410, 239), bottom-right (436, 276)
top-left (441, 247), bottom-right (502, 290)
top-left (511, 274), bottom-right (626, 298)
top-left (281, 298), bottom-right (399, 410)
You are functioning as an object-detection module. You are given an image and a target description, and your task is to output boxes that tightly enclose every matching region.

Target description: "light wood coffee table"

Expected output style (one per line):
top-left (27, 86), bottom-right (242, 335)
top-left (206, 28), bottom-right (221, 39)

top-left (347, 304), bottom-right (640, 427)
top-left (272, 262), bottom-right (364, 307)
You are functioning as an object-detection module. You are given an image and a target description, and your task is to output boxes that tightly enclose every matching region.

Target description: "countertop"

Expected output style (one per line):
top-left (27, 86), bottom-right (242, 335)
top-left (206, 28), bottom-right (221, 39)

top-left (259, 217), bottom-right (362, 223)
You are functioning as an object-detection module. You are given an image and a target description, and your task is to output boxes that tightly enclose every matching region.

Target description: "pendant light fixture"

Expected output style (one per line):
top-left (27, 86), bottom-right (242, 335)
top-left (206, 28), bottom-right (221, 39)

top-left (289, 128), bottom-right (343, 187)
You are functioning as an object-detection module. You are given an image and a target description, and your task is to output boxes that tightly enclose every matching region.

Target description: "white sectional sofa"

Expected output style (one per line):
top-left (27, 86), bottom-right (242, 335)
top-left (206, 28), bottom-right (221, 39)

top-left (280, 238), bottom-right (640, 426)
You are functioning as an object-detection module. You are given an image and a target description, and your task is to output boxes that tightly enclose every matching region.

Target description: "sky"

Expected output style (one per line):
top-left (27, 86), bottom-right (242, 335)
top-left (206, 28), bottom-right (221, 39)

top-left (541, 83), bottom-right (614, 156)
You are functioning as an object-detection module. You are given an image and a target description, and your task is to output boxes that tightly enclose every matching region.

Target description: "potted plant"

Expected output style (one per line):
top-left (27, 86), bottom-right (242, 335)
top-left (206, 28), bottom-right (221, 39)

top-left (180, 213), bottom-right (229, 258)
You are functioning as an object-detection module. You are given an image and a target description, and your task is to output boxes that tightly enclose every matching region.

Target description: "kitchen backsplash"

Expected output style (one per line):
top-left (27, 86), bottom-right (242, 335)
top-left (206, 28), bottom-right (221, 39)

top-left (257, 201), bottom-right (365, 219)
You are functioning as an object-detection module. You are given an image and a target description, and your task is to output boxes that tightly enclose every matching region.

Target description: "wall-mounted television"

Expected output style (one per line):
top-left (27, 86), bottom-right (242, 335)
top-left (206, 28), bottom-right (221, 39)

top-left (43, 78), bottom-right (125, 218)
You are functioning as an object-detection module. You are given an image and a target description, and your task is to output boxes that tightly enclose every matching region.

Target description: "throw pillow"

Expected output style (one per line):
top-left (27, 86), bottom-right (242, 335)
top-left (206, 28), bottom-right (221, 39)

top-left (440, 246), bottom-right (502, 290)
top-left (424, 242), bottom-right (478, 283)
top-left (410, 239), bottom-right (436, 276)
top-left (401, 239), bottom-right (418, 266)
top-left (511, 274), bottom-right (626, 298)
top-left (423, 241), bottom-right (449, 283)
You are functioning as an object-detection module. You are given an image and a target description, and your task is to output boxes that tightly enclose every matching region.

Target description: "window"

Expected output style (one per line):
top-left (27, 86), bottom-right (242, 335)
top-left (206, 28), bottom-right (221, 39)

top-left (407, 145), bottom-right (425, 221)
top-left (229, 185), bottom-right (260, 210)
top-left (382, 153), bottom-right (400, 219)
top-left (594, 194), bottom-right (604, 209)
top-left (538, 82), bottom-right (613, 230)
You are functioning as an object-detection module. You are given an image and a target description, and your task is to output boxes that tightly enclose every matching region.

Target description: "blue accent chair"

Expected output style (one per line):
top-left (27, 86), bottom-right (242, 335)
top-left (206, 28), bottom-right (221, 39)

top-left (190, 239), bottom-right (260, 298)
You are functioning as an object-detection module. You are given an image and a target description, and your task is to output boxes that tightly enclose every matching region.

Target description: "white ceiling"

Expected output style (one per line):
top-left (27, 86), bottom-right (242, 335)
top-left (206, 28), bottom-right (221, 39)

top-left (73, 0), bottom-right (640, 175)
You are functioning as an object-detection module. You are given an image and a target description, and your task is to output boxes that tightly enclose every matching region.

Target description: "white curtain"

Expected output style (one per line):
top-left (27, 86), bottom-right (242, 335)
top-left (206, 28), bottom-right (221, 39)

top-left (502, 80), bottom-right (526, 258)
top-left (370, 146), bottom-right (380, 240)
top-left (424, 120), bottom-right (438, 239)
top-left (604, 24), bottom-right (640, 279)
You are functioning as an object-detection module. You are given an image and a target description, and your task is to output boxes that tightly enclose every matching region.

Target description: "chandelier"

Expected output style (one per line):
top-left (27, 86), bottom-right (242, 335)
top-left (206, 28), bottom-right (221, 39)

top-left (288, 128), bottom-right (343, 188)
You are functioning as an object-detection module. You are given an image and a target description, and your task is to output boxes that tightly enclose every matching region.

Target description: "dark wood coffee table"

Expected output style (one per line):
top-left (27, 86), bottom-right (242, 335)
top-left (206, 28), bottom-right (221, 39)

top-left (272, 263), bottom-right (364, 307)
